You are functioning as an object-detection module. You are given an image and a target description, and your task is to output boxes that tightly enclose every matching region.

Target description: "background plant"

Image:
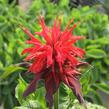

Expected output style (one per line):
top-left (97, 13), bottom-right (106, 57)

top-left (0, 0), bottom-right (109, 109)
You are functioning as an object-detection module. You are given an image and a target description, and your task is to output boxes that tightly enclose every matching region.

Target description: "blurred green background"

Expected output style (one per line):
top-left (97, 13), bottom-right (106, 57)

top-left (0, 0), bottom-right (109, 109)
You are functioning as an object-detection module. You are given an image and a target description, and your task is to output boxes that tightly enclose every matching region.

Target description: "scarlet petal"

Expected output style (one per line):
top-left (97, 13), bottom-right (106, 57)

top-left (29, 55), bottom-right (46, 73)
top-left (65, 18), bottom-right (74, 31)
top-left (36, 17), bottom-right (51, 45)
top-left (56, 51), bottom-right (63, 73)
top-left (22, 28), bottom-right (41, 43)
top-left (73, 47), bottom-right (85, 58)
top-left (60, 23), bottom-right (77, 42)
top-left (67, 53), bottom-right (78, 65)
top-left (46, 46), bottom-right (53, 67)
top-left (23, 73), bottom-right (43, 97)
top-left (65, 36), bottom-right (84, 45)
top-left (26, 40), bottom-right (41, 46)
top-left (21, 48), bottom-right (33, 55)
top-left (51, 19), bottom-right (61, 43)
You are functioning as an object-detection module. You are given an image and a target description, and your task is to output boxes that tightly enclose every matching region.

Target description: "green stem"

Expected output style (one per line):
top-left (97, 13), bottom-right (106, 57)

top-left (54, 89), bottom-right (59, 109)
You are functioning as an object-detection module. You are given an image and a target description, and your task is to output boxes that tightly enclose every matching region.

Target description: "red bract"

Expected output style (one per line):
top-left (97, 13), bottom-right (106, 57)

top-left (21, 16), bottom-right (86, 108)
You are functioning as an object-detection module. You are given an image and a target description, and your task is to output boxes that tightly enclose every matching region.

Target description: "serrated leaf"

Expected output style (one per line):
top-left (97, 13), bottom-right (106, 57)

top-left (71, 100), bottom-right (106, 109)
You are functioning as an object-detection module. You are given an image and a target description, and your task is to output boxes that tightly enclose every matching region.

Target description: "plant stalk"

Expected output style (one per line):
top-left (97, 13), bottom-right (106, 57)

top-left (54, 89), bottom-right (59, 109)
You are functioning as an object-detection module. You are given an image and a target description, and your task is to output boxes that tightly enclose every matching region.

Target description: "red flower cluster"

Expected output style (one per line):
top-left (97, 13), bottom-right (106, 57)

top-left (21, 16), bottom-right (86, 108)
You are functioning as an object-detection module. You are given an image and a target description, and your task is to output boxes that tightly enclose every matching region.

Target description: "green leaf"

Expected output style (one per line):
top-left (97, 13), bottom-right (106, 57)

top-left (86, 49), bottom-right (106, 59)
top-left (0, 65), bottom-right (25, 80)
top-left (97, 37), bottom-right (109, 45)
top-left (88, 88), bottom-right (103, 104)
top-left (104, 57), bottom-right (109, 65)
top-left (13, 100), bottom-right (46, 109)
top-left (13, 106), bottom-right (28, 109)
top-left (93, 83), bottom-right (109, 94)
top-left (14, 75), bottom-right (47, 109)
top-left (71, 100), bottom-right (106, 109)
top-left (86, 45), bottom-right (100, 50)
top-left (0, 35), bottom-right (3, 48)
top-left (15, 75), bottom-right (27, 104)
top-left (59, 0), bottom-right (69, 7)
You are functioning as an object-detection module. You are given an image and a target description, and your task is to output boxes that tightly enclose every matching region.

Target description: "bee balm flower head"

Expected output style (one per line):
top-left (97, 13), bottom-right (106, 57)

top-left (21, 16), bottom-right (86, 108)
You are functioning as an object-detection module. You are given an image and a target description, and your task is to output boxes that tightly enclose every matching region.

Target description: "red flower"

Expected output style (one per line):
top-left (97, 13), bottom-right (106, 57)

top-left (21, 16), bottom-right (86, 108)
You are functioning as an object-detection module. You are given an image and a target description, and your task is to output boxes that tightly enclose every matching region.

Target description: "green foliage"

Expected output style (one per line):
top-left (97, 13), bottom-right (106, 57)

top-left (0, 0), bottom-right (109, 109)
top-left (86, 49), bottom-right (106, 59)
top-left (93, 83), bottom-right (109, 94)
top-left (68, 6), bottom-right (109, 106)
top-left (0, 65), bottom-right (25, 80)
top-left (13, 76), bottom-right (106, 109)
top-left (0, 1), bottom-right (29, 108)
top-left (71, 100), bottom-right (106, 109)
top-left (14, 75), bottom-right (47, 109)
